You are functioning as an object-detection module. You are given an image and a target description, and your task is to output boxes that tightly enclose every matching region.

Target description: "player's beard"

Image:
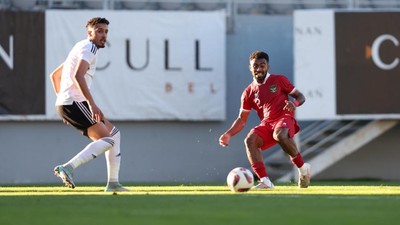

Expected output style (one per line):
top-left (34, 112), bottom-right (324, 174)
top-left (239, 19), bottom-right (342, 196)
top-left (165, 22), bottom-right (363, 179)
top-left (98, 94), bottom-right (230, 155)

top-left (90, 38), bottom-right (106, 48)
top-left (254, 71), bottom-right (266, 83)
top-left (96, 39), bottom-right (106, 48)
top-left (97, 42), bottom-right (106, 48)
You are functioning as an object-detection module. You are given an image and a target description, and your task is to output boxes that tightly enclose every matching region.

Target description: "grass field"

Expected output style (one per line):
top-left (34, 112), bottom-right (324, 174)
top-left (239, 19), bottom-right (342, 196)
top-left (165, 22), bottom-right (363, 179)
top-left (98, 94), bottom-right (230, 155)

top-left (1, 181), bottom-right (399, 225)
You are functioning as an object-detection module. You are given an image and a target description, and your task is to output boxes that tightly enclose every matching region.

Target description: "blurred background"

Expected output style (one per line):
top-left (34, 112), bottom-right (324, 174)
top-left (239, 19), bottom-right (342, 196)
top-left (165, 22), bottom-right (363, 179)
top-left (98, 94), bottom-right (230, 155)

top-left (1, 0), bottom-right (400, 185)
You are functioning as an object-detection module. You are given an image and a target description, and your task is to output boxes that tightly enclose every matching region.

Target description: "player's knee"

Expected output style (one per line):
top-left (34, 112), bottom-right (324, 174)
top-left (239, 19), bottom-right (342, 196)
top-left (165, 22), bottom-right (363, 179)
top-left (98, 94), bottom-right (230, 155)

top-left (244, 135), bottom-right (251, 146)
top-left (273, 129), bottom-right (288, 142)
top-left (244, 134), bottom-right (257, 149)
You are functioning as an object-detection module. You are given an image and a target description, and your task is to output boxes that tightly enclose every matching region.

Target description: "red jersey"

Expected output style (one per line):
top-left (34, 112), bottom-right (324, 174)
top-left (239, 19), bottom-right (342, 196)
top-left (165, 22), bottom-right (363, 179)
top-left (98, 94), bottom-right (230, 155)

top-left (241, 74), bottom-right (295, 123)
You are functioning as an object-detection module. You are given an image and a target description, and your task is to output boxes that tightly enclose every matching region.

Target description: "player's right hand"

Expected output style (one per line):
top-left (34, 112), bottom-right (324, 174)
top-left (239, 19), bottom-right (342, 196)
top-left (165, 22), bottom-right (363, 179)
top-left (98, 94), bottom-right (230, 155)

top-left (219, 133), bottom-right (231, 147)
top-left (89, 103), bottom-right (104, 122)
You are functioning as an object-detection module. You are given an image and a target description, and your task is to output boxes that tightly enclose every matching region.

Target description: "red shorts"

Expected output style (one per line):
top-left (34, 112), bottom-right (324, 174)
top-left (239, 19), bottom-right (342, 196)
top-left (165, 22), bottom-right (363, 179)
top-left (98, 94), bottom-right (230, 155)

top-left (251, 116), bottom-right (300, 151)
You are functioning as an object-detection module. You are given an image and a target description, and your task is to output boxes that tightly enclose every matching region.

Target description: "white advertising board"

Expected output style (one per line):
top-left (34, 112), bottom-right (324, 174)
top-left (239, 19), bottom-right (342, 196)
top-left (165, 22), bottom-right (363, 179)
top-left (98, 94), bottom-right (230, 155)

top-left (45, 10), bottom-right (226, 121)
top-left (294, 10), bottom-right (336, 120)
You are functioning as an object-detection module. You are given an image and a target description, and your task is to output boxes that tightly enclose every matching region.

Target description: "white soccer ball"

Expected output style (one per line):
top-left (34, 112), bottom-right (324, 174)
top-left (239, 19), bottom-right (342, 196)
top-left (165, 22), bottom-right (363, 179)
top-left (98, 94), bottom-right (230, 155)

top-left (226, 167), bottom-right (254, 192)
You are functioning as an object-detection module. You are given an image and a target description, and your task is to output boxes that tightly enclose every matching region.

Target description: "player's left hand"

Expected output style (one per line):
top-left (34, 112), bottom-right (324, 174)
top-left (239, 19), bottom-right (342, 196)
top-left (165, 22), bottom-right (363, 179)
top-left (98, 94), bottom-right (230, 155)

top-left (283, 100), bottom-right (296, 112)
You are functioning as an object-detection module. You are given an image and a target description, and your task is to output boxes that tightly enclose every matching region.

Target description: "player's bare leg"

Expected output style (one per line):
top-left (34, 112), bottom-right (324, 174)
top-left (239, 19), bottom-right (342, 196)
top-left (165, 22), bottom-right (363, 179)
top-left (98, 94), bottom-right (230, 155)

top-left (54, 122), bottom-right (114, 189)
top-left (274, 127), bottom-right (311, 188)
top-left (245, 132), bottom-right (274, 189)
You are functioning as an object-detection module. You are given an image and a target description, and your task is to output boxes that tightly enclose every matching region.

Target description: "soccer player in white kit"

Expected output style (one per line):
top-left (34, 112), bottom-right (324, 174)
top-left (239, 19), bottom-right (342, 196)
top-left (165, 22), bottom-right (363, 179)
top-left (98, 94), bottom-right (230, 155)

top-left (49, 17), bottom-right (128, 192)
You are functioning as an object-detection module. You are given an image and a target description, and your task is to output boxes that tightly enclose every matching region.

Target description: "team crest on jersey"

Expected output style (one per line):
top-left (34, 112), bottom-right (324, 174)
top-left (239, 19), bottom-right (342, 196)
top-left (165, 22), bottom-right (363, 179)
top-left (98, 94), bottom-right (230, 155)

top-left (269, 85), bottom-right (277, 93)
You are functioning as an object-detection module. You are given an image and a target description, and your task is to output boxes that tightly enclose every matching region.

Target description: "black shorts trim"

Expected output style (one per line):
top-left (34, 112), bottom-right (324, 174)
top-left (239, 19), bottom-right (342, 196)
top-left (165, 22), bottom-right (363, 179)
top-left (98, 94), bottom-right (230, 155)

top-left (56, 101), bottom-right (97, 136)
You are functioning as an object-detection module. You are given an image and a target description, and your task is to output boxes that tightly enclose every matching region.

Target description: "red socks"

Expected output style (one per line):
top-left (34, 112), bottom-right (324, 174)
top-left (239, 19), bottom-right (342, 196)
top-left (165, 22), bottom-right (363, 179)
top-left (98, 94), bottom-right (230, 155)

top-left (291, 153), bottom-right (305, 168)
top-left (251, 153), bottom-right (304, 179)
top-left (251, 161), bottom-right (267, 179)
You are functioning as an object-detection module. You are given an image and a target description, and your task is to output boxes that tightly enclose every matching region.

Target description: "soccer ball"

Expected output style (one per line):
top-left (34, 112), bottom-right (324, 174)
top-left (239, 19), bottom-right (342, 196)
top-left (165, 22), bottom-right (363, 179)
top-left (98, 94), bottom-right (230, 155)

top-left (226, 167), bottom-right (254, 192)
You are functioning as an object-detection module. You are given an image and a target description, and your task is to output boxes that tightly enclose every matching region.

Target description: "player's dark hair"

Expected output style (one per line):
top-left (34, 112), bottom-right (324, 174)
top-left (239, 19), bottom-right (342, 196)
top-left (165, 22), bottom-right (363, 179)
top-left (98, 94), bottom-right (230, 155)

top-left (249, 51), bottom-right (269, 63)
top-left (86, 17), bottom-right (109, 29)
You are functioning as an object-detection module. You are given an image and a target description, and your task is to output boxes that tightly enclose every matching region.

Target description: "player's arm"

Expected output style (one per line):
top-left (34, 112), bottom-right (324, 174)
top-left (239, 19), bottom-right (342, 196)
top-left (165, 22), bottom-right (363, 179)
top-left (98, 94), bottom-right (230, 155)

top-left (219, 109), bottom-right (251, 147)
top-left (49, 63), bottom-right (64, 95)
top-left (284, 89), bottom-right (306, 112)
top-left (290, 89), bottom-right (305, 106)
top-left (74, 59), bottom-right (103, 122)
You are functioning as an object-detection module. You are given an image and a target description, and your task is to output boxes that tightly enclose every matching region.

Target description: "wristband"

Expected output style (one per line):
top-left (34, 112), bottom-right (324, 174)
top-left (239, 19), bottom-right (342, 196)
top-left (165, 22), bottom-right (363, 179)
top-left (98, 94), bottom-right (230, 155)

top-left (293, 100), bottom-right (300, 107)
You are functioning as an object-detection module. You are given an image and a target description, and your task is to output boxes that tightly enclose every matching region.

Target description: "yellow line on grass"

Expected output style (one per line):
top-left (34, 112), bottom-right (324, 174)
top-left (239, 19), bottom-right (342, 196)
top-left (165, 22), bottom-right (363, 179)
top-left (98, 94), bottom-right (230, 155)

top-left (1, 185), bottom-right (400, 196)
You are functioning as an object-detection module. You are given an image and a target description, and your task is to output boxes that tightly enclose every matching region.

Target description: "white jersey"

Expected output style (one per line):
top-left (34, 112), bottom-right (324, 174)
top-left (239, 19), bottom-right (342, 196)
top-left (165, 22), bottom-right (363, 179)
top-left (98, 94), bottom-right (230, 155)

top-left (56, 39), bottom-right (99, 105)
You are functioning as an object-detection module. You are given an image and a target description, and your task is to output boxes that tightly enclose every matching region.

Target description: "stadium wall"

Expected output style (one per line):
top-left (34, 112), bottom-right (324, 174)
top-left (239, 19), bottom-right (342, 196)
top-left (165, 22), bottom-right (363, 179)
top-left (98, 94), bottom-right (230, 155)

top-left (0, 12), bottom-right (399, 184)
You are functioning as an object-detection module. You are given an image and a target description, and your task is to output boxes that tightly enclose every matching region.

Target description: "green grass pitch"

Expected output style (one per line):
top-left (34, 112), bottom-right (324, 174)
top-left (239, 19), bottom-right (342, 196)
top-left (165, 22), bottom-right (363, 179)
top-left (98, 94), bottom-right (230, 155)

top-left (1, 181), bottom-right (399, 225)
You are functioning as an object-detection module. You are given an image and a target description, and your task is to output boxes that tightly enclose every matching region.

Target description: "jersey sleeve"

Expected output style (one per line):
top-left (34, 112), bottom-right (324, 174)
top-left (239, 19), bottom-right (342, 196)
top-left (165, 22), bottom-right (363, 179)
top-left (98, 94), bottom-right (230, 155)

top-left (240, 86), bottom-right (252, 111)
top-left (79, 43), bottom-right (96, 64)
top-left (278, 75), bottom-right (295, 94)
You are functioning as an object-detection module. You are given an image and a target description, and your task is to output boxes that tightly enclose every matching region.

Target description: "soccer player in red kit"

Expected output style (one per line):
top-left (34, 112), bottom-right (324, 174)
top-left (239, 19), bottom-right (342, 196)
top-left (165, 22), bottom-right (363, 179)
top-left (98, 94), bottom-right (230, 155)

top-left (219, 50), bottom-right (311, 189)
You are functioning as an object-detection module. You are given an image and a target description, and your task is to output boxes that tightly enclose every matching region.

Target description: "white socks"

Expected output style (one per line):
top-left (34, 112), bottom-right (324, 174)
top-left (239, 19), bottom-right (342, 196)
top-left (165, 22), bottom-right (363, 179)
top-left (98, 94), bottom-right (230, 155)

top-left (105, 127), bottom-right (122, 184)
top-left (62, 127), bottom-right (122, 184)
top-left (64, 137), bottom-right (114, 170)
top-left (298, 163), bottom-right (308, 175)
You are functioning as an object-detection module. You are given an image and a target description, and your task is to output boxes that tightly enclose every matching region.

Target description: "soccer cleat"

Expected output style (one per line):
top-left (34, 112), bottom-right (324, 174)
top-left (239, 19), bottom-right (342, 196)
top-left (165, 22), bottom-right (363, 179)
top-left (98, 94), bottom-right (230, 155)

top-left (298, 163), bottom-right (311, 188)
top-left (105, 182), bottom-right (129, 192)
top-left (252, 180), bottom-right (274, 190)
top-left (54, 165), bottom-right (75, 189)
